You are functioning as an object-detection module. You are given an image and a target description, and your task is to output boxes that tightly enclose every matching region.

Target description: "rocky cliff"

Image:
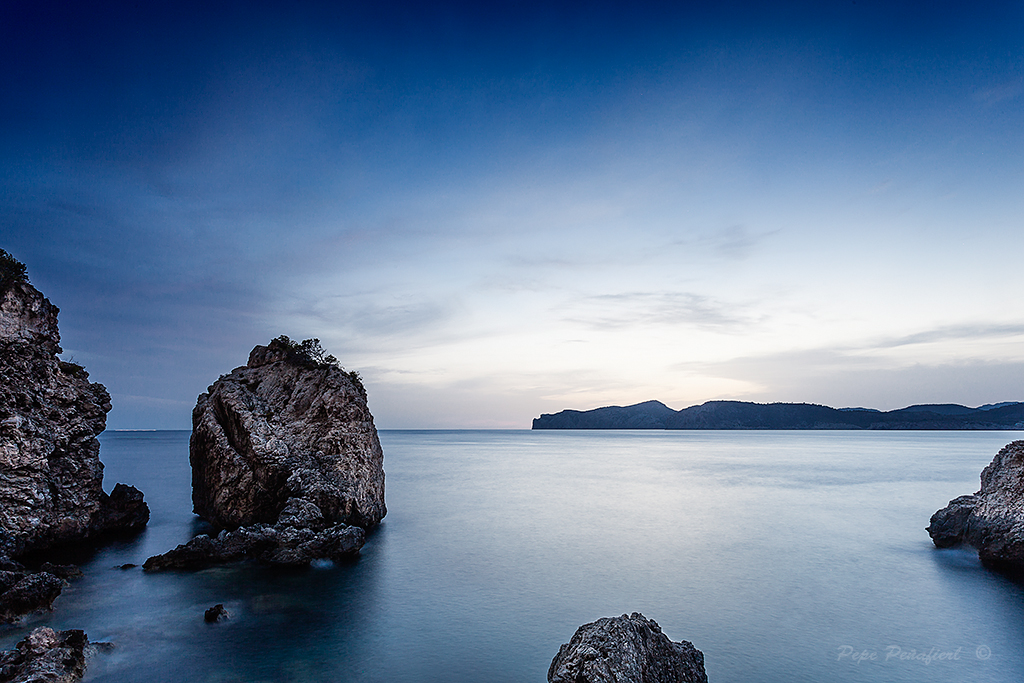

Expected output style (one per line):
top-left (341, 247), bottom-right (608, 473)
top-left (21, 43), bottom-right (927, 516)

top-left (548, 613), bottom-right (707, 683)
top-left (146, 337), bottom-right (383, 569)
top-left (928, 440), bottom-right (1024, 571)
top-left (0, 277), bottom-right (148, 559)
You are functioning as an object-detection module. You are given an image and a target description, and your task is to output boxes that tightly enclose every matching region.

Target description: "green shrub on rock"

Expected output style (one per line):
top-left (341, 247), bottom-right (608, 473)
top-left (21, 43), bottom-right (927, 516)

top-left (0, 249), bottom-right (29, 291)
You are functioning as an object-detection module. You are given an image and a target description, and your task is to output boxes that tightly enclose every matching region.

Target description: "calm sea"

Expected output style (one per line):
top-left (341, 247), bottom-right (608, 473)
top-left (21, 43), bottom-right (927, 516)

top-left (3, 430), bottom-right (1024, 682)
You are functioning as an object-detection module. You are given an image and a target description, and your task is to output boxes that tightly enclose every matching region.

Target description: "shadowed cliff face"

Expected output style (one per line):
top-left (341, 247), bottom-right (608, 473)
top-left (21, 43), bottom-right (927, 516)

top-left (0, 281), bottom-right (148, 558)
top-left (189, 339), bottom-right (386, 532)
top-left (928, 440), bottom-right (1024, 571)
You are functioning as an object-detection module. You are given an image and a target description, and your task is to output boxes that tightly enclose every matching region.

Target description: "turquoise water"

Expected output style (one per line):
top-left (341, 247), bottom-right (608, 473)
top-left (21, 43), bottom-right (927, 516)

top-left (2, 430), bottom-right (1023, 682)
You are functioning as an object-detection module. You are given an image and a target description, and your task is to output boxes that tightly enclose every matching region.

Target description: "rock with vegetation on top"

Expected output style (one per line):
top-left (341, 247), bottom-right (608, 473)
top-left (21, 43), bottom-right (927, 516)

top-left (189, 336), bottom-right (385, 530)
top-left (0, 250), bottom-right (149, 561)
top-left (928, 440), bottom-right (1024, 570)
top-left (146, 337), bottom-right (382, 570)
top-left (548, 613), bottom-right (708, 683)
top-left (0, 626), bottom-right (89, 682)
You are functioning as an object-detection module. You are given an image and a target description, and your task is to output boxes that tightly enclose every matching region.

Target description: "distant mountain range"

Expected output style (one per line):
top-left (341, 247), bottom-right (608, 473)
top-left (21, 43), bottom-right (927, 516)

top-left (532, 400), bottom-right (1024, 430)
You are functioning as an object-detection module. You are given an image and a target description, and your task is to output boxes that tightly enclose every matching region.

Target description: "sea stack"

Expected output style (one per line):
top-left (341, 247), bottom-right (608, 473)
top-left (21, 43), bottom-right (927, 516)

top-left (145, 336), bottom-right (383, 569)
top-left (928, 440), bottom-right (1024, 571)
top-left (0, 256), bottom-right (149, 560)
top-left (548, 613), bottom-right (708, 683)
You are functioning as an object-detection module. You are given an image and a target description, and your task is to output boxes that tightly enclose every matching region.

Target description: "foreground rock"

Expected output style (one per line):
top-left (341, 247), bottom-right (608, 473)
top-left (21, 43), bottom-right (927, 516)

top-left (0, 626), bottom-right (89, 682)
top-left (549, 613), bottom-right (708, 683)
top-left (928, 440), bottom-right (1024, 570)
top-left (0, 564), bottom-right (64, 624)
top-left (0, 274), bottom-right (149, 559)
top-left (190, 337), bottom-right (385, 530)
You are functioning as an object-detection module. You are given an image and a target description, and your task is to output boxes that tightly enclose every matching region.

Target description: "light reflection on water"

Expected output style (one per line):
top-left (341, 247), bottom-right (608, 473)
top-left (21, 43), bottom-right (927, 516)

top-left (2, 429), bottom-right (1024, 682)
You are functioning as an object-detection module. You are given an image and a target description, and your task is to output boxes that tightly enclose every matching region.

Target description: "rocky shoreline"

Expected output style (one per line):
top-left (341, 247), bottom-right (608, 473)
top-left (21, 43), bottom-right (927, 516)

top-left (1, 265), bottom-right (149, 633)
top-left (0, 255), bottom-right (153, 680)
top-left (928, 440), bottom-right (1024, 573)
top-left (0, 626), bottom-right (90, 683)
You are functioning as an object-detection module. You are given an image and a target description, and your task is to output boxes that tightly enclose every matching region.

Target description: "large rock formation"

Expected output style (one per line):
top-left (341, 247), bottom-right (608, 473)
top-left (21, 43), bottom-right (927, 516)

top-left (928, 440), bottom-right (1024, 570)
top-left (190, 337), bottom-right (385, 530)
top-left (548, 613), bottom-right (708, 683)
top-left (0, 626), bottom-right (89, 682)
top-left (146, 337), bottom-right (383, 570)
top-left (0, 276), bottom-right (149, 559)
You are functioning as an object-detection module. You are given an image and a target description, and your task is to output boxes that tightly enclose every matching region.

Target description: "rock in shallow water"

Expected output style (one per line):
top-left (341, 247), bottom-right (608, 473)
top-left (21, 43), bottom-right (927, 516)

top-left (928, 440), bottom-right (1024, 570)
top-left (0, 626), bottom-right (88, 682)
top-left (189, 337), bottom-right (385, 531)
top-left (0, 279), bottom-right (149, 559)
top-left (204, 604), bottom-right (229, 623)
top-left (0, 570), bottom-right (64, 624)
top-left (147, 337), bottom-right (382, 570)
top-left (143, 498), bottom-right (365, 571)
top-left (548, 612), bottom-right (708, 683)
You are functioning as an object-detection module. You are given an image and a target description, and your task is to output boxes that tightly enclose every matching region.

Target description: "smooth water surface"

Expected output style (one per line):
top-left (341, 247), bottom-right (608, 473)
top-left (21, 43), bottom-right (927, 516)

top-left (3, 430), bottom-right (1024, 682)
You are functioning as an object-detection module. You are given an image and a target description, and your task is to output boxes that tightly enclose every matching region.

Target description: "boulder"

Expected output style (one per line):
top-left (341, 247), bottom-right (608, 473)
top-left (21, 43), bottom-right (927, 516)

top-left (928, 440), bottom-right (1024, 569)
top-left (0, 571), bottom-right (64, 624)
top-left (189, 337), bottom-right (385, 530)
top-left (548, 613), bottom-right (708, 683)
top-left (0, 278), bottom-right (149, 559)
top-left (0, 626), bottom-right (88, 682)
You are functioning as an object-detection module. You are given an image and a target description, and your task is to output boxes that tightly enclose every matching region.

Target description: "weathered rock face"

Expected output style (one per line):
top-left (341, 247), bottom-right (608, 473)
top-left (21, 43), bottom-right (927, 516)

top-left (0, 564), bottom-right (64, 624)
top-left (190, 339), bottom-right (385, 530)
top-left (928, 440), bottom-right (1024, 569)
top-left (0, 281), bottom-right (149, 558)
top-left (548, 613), bottom-right (708, 683)
top-left (0, 626), bottom-right (89, 682)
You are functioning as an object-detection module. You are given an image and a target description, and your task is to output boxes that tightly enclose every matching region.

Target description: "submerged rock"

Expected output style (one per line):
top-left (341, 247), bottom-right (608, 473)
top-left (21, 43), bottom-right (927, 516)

top-left (0, 626), bottom-right (89, 682)
top-left (147, 337), bottom-right (382, 570)
top-left (548, 613), bottom-right (708, 683)
top-left (0, 276), bottom-right (149, 559)
top-left (928, 440), bottom-right (1024, 570)
top-left (204, 604), bottom-right (229, 623)
top-left (190, 337), bottom-right (385, 530)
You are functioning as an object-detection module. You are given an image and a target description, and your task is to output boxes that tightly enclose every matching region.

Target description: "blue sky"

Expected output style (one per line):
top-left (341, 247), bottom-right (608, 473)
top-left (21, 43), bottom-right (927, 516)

top-left (3, 1), bottom-right (1024, 428)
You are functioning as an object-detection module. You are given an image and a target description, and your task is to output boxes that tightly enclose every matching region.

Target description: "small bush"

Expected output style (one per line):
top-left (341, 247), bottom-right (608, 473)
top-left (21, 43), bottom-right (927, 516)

top-left (0, 249), bottom-right (29, 290)
top-left (269, 336), bottom-right (365, 394)
top-left (59, 359), bottom-right (89, 379)
top-left (270, 336), bottom-right (339, 368)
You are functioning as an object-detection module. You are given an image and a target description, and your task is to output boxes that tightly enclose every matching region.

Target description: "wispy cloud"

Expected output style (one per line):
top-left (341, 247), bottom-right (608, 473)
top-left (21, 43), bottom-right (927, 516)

top-left (974, 79), bottom-right (1023, 106)
top-left (561, 291), bottom-right (752, 330)
top-left (871, 323), bottom-right (1024, 349)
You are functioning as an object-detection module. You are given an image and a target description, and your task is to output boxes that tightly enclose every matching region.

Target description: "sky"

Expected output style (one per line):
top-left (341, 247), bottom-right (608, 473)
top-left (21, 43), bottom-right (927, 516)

top-left (3, 1), bottom-right (1024, 429)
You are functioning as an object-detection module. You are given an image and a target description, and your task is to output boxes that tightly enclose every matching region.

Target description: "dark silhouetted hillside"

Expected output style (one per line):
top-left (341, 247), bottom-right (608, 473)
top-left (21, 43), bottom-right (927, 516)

top-left (532, 400), bottom-right (1024, 430)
